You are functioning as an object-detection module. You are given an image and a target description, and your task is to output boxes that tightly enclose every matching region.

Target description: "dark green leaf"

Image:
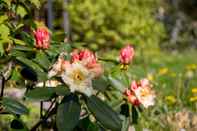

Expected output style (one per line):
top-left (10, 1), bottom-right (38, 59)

top-left (2, 97), bottom-right (29, 115)
top-left (20, 67), bottom-right (37, 81)
top-left (25, 87), bottom-right (55, 101)
top-left (77, 117), bottom-right (99, 131)
top-left (11, 119), bottom-right (24, 129)
top-left (10, 119), bottom-right (29, 131)
top-left (13, 45), bottom-right (34, 52)
top-left (34, 51), bottom-right (50, 70)
top-left (86, 95), bottom-right (122, 131)
top-left (131, 106), bottom-right (138, 124)
top-left (16, 57), bottom-right (43, 72)
top-left (16, 56), bottom-right (47, 81)
top-left (20, 31), bottom-right (34, 46)
top-left (10, 50), bottom-right (27, 57)
top-left (92, 76), bottom-right (108, 92)
top-left (54, 85), bottom-right (70, 96)
top-left (120, 103), bottom-right (130, 117)
top-left (56, 94), bottom-right (80, 131)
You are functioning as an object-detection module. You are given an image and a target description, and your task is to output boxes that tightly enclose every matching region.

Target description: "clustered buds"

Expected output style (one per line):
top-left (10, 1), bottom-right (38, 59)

top-left (71, 49), bottom-right (103, 77)
top-left (119, 45), bottom-right (134, 64)
top-left (33, 27), bottom-right (50, 49)
top-left (124, 78), bottom-right (156, 108)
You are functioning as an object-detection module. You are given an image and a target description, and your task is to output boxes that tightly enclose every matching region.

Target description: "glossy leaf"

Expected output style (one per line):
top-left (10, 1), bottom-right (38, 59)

top-left (86, 95), bottom-right (122, 131)
top-left (34, 51), bottom-right (50, 70)
top-left (92, 76), bottom-right (108, 92)
top-left (131, 106), bottom-right (138, 124)
top-left (2, 97), bottom-right (29, 115)
top-left (56, 94), bottom-right (80, 131)
top-left (25, 87), bottom-right (55, 101)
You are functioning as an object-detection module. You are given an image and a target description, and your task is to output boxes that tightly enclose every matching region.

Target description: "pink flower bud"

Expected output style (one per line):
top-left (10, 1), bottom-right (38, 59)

top-left (70, 49), bottom-right (103, 78)
top-left (119, 45), bottom-right (134, 64)
top-left (34, 27), bottom-right (50, 49)
top-left (79, 49), bottom-right (97, 65)
top-left (71, 49), bottom-right (80, 63)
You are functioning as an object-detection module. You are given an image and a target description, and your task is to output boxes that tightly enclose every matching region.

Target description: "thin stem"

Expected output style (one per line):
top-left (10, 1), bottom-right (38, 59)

top-left (30, 102), bottom-right (56, 131)
top-left (0, 75), bottom-right (5, 99)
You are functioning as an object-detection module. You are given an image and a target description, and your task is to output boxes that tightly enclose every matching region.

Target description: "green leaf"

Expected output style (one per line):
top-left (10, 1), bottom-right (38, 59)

top-left (56, 94), bottom-right (80, 131)
top-left (10, 50), bottom-right (27, 57)
top-left (10, 118), bottom-right (29, 131)
top-left (25, 87), bottom-right (55, 101)
top-left (20, 31), bottom-right (34, 46)
top-left (0, 43), bottom-right (4, 56)
top-left (92, 76), bottom-right (108, 92)
top-left (16, 5), bottom-right (27, 18)
top-left (108, 75), bottom-right (126, 92)
top-left (0, 15), bottom-right (8, 24)
top-left (13, 39), bottom-right (26, 45)
top-left (131, 106), bottom-right (138, 124)
top-left (2, 97), bottom-right (29, 115)
top-left (0, 24), bottom-right (10, 37)
top-left (10, 68), bottom-right (22, 81)
top-left (86, 95), bottom-right (122, 131)
top-left (121, 117), bottom-right (130, 131)
top-left (34, 51), bottom-right (50, 70)
top-left (16, 57), bottom-right (47, 81)
top-left (53, 85), bottom-right (70, 96)
top-left (3, 0), bottom-right (11, 7)
top-left (16, 56), bottom-right (43, 72)
top-left (30, 0), bottom-right (41, 8)
top-left (13, 45), bottom-right (34, 51)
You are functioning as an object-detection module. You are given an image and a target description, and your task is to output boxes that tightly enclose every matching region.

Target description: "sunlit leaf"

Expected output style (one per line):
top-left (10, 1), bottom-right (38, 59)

top-left (16, 5), bottom-right (27, 18)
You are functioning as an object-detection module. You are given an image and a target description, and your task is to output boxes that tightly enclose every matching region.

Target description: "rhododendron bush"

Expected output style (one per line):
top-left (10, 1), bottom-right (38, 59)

top-left (0, 24), bottom-right (156, 130)
top-left (0, 1), bottom-right (158, 131)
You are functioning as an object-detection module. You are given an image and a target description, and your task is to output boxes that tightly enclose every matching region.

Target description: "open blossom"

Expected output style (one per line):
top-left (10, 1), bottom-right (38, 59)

top-left (124, 89), bottom-right (140, 106)
top-left (119, 45), bottom-right (134, 64)
top-left (61, 63), bottom-right (94, 96)
top-left (130, 79), bottom-right (156, 108)
top-left (34, 27), bottom-right (50, 49)
top-left (48, 49), bottom-right (103, 96)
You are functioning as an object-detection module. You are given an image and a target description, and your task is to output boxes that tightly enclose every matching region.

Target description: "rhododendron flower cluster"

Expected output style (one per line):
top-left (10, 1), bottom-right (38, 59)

top-left (48, 49), bottom-right (103, 96)
top-left (33, 27), bottom-right (50, 49)
top-left (119, 45), bottom-right (134, 64)
top-left (125, 79), bottom-right (156, 108)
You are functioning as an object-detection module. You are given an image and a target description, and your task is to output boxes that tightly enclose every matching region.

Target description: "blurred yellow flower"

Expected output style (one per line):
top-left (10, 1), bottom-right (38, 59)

top-left (147, 73), bottom-right (154, 81)
top-left (189, 96), bottom-right (197, 102)
top-left (165, 95), bottom-right (176, 104)
top-left (158, 67), bottom-right (168, 75)
top-left (186, 64), bottom-right (197, 70)
top-left (192, 88), bottom-right (197, 94)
